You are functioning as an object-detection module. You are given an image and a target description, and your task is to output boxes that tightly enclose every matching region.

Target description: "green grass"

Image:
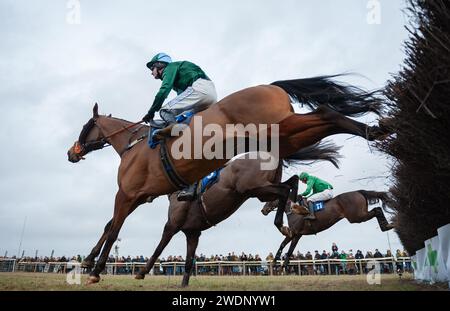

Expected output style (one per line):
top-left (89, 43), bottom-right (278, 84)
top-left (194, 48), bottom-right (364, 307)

top-left (0, 272), bottom-right (447, 291)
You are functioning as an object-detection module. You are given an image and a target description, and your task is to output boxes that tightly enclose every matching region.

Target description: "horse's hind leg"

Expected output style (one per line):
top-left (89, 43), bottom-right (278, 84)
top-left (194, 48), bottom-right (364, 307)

top-left (373, 207), bottom-right (394, 231)
top-left (181, 230), bottom-right (201, 287)
top-left (135, 223), bottom-right (180, 280)
top-left (278, 108), bottom-right (380, 157)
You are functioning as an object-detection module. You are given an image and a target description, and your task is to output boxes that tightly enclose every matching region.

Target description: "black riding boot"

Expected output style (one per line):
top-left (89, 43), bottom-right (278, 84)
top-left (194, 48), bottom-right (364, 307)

top-left (304, 201), bottom-right (316, 220)
top-left (177, 183), bottom-right (198, 201)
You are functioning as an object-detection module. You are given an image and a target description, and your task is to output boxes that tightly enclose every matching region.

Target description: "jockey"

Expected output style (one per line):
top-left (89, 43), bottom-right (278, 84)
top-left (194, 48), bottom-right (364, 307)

top-left (142, 53), bottom-right (218, 202)
top-left (298, 172), bottom-right (334, 220)
top-left (142, 52), bottom-right (217, 124)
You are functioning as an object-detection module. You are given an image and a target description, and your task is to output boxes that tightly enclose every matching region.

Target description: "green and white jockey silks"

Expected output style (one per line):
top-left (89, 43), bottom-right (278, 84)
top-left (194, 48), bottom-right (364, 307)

top-left (299, 172), bottom-right (334, 202)
top-left (147, 56), bottom-right (217, 121)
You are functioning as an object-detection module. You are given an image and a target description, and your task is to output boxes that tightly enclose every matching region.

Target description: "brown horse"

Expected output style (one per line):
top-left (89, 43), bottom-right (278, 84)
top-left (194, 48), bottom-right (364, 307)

top-left (132, 143), bottom-right (340, 286)
top-left (67, 75), bottom-right (386, 283)
top-left (261, 190), bottom-right (395, 267)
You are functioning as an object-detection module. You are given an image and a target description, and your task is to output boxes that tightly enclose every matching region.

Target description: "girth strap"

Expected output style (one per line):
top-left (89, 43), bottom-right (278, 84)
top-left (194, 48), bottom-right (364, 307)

top-left (159, 139), bottom-right (190, 189)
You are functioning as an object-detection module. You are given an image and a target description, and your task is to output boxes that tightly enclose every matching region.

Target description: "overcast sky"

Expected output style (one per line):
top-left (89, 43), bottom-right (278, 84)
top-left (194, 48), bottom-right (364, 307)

top-left (0, 0), bottom-right (410, 260)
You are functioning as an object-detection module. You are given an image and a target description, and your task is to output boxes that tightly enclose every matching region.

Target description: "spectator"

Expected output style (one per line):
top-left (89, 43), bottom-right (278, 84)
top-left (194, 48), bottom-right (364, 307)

top-left (329, 250), bottom-right (340, 275)
top-left (332, 242), bottom-right (338, 253)
top-left (373, 249), bottom-right (384, 273)
top-left (346, 251), bottom-right (356, 275)
top-left (305, 251), bottom-right (314, 275)
top-left (385, 250), bottom-right (393, 273)
top-left (339, 250), bottom-right (347, 274)
top-left (355, 250), bottom-right (364, 273)
top-left (320, 250), bottom-right (328, 274)
top-left (373, 249), bottom-right (383, 258)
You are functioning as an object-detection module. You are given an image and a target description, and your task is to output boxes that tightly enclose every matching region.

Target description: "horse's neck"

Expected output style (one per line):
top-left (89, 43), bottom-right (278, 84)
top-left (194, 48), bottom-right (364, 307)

top-left (97, 117), bottom-right (140, 155)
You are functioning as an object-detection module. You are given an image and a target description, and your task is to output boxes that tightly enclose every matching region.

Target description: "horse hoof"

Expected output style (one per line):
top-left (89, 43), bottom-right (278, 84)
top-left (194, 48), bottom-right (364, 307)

top-left (86, 275), bottom-right (100, 285)
top-left (135, 274), bottom-right (145, 280)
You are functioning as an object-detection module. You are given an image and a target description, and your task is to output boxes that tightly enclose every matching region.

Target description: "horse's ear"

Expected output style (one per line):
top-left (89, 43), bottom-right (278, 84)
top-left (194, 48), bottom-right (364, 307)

top-left (93, 103), bottom-right (99, 118)
top-left (108, 114), bottom-right (112, 117)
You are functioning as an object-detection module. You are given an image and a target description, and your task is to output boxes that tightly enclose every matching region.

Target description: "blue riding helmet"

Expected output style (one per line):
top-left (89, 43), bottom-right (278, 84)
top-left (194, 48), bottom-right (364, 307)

top-left (146, 52), bottom-right (172, 69)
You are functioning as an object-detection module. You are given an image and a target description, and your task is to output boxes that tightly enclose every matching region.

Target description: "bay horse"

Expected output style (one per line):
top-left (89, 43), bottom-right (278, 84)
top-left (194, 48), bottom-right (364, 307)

top-left (260, 190), bottom-right (395, 268)
top-left (133, 142), bottom-right (340, 287)
top-left (67, 75), bottom-right (386, 284)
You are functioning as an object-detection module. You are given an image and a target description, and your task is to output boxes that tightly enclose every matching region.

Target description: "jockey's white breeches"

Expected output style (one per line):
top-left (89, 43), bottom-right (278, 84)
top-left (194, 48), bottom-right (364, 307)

top-left (162, 78), bottom-right (217, 111)
top-left (308, 189), bottom-right (334, 202)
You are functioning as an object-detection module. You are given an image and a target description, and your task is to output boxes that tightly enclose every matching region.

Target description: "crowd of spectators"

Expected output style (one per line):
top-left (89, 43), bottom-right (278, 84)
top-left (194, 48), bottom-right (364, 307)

top-left (0, 243), bottom-right (412, 276)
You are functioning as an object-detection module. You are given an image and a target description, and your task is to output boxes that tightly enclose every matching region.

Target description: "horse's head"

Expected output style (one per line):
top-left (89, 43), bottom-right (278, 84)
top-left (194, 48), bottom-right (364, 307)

top-left (67, 103), bottom-right (109, 163)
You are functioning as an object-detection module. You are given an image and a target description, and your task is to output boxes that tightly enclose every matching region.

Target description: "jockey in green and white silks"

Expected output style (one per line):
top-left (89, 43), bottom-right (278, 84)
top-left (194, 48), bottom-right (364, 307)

top-left (298, 172), bottom-right (334, 220)
top-left (142, 53), bottom-right (217, 202)
top-left (142, 53), bottom-right (217, 124)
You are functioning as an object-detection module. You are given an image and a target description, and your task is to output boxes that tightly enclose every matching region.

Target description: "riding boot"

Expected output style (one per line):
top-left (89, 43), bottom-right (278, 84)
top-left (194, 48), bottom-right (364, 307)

top-left (177, 183), bottom-right (198, 201)
top-left (304, 201), bottom-right (316, 220)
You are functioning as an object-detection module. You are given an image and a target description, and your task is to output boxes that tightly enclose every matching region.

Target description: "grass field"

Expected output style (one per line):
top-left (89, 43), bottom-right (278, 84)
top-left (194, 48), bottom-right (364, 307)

top-left (0, 272), bottom-right (447, 291)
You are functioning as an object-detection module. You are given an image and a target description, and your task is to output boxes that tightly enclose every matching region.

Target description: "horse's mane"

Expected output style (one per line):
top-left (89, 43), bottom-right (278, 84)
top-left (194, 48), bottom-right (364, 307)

top-left (78, 118), bottom-right (95, 143)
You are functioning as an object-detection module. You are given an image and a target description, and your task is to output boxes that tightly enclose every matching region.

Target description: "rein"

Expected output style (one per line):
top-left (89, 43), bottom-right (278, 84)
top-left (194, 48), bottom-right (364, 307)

top-left (103, 121), bottom-right (144, 140)
top-left (74, 119), bottom-right (144, 156)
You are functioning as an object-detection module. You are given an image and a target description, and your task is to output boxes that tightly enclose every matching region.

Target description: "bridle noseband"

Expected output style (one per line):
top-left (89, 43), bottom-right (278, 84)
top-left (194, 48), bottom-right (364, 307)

top-left (72, 118), bottom-right (111, 157)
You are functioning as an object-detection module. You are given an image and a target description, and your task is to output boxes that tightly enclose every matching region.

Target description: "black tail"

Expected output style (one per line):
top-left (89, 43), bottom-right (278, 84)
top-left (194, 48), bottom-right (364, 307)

top-left (358, 190), bottom-right (393, 213)
top-left (271, 75), bottom-right (383, 117)
top-left (283, 141), bottom-right (341, 168)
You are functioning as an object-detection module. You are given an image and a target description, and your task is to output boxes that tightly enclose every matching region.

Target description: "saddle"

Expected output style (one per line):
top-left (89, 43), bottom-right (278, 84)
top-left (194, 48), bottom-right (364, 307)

top-left (297, 196), bottom-right (328, 212)
top-left (148, 110), bottom-right (195, 149)
top-left (146, 105), bottom-right (211, 190)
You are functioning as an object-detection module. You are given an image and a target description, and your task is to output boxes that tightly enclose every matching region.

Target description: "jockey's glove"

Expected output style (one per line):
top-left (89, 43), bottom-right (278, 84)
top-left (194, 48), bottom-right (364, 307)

top-left (142, 111), bottom-right (154, 123)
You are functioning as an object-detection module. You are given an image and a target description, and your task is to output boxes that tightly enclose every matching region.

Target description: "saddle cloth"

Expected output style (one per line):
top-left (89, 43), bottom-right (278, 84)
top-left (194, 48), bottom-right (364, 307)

top-left (148, 110), bottom-right (195, 149)
top-left (200, 168), bottom-right (223, 193)
top-left (312, 201), bottom-right (325, 212)
top-left (298, 197), bottom-right (327, 212)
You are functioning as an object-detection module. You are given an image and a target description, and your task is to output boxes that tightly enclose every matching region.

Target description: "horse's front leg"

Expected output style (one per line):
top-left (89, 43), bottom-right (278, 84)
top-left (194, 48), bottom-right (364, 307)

top-left (83, 204), bottom-right (140, 270)
top-left (283, 235), bottom-right (301, 274)
top-left (273, 235), bottom-right (292, 264)
top-left (81, 219), bottom-right (112, 269)
top-left (250, 184), bottom-right (291, 236)
top-left (87, 190), bottom-right (141, 284)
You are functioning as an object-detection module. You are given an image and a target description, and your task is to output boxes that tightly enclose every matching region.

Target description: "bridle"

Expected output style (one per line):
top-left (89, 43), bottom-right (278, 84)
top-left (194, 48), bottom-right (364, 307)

top-left (72, 117), bottom-right (144, 158)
